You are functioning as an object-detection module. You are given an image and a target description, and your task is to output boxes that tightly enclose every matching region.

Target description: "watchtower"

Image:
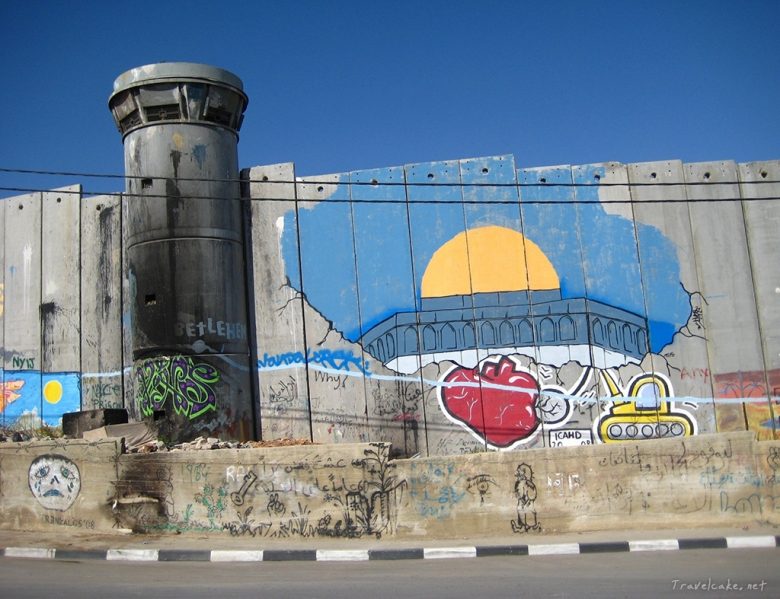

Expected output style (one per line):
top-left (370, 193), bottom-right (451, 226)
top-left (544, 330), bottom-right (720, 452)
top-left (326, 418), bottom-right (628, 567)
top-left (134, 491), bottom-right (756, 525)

top-left (109, 63), bottom-right (253, 441)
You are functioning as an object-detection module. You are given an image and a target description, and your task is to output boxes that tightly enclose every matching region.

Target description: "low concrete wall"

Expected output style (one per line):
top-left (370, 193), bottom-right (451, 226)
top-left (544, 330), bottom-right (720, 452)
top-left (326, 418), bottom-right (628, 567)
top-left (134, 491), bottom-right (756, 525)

top-left (1, 433), bottom-right (778, 539)
top-left (395, 431), bottom-right (780, 538)
top-left (0, 439), bottom-right (119, 532)
top-left (111, 443), bottom-right (392, 538)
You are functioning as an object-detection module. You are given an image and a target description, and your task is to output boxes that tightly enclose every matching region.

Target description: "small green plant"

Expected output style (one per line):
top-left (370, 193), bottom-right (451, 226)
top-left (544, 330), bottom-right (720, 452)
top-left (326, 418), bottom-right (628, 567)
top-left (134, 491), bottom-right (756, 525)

top-left (36, 425), bottom-right (63, 439)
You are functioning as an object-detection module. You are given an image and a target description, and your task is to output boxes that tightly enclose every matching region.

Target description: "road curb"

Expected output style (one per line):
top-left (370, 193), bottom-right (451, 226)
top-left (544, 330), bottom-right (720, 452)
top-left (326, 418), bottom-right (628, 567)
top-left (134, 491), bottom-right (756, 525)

top-left (1, 535), bottom-right (779, 562)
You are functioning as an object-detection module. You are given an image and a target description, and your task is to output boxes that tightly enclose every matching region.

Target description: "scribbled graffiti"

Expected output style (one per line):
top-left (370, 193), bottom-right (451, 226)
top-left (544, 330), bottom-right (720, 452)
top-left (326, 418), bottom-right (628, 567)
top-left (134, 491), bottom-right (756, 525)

top-left (549, 429), bottom-right (593, 447)
top-left (510, 463), bottom-right (540, 533)
top-left (144, 444), bottom-right (409, 539)
top-left (81, 376), bottom-right (122, 409)
top-left (135, 356), bottom-right (219, 420)
top-left (28, 455), bottom-right (81, 511)
top-left (195, 483), bottom-right (229, 526)
top-left (11, 357), bottom-right (35, 369)
top-left (230, 471), bottom-right (257, 507)
top-left (257, 348), bottom-right (370, 375)
top-left (466, 474), bottom-right (498, 504)
top-left (547, 471), bottom-right (582, 497)
top-left (338, 444), bottom-right (406, 538)
top-left (266, 376), bottom-right (297, 417)
top-left (409, 461), bottom-right (465, 519)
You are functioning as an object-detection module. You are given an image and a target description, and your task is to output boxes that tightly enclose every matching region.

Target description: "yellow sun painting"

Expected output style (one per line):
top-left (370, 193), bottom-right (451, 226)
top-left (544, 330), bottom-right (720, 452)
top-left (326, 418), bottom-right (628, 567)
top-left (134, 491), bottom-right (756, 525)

top-left (43, 380), bottom-right (63, 404)
top-left (421, 226), bottom-right (559, 298)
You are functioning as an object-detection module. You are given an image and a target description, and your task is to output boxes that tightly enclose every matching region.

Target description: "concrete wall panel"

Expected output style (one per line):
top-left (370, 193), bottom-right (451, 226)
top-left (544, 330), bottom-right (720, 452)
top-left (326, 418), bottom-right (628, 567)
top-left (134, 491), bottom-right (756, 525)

top-left (628, 160), bottom-right (716, 435)
top-left (120, 194), bottom-right (136, 419)
top-left (739, 160), bottom-right (780, 437)
top-left (40, 187), bottom-right (82, 424)
top-left (41, 186), bottom-right (81, 372)
top-left (80, 194), bottom-right (124, 410)
top-left (518, 165), bottom-right (586, 448)
top-left (459, 156), bottom-right (542, 448)
top-left (686, 161), bottom-right (767, 437)
top-left (111, 442), bottom-right (398, 538)
top-left (3, 193), bottom-right (42, 428)
top-left (406, 160), bottom-right (471, 456)
top-left (295, 173), bottom-right (369, 445)
top-left (245, 163), bottom-right (310, 441)
top-left (351, 165), bottom-right (418, 453)
top-left (394, 431), bottom-right (769, 537)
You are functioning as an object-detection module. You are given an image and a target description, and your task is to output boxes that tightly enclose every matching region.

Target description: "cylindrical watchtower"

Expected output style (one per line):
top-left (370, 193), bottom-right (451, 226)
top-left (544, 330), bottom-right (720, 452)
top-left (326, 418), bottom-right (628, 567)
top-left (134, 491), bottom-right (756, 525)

top-left (109, 63), bottom-right (253, 442)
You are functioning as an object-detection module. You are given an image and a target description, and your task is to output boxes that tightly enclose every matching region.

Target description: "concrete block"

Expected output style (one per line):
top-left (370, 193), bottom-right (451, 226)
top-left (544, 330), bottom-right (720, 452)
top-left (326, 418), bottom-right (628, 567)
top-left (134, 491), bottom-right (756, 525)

top-left (62, 409), bottom-right (128, 438)
top-left (82, 421), bottom-right (156, 449)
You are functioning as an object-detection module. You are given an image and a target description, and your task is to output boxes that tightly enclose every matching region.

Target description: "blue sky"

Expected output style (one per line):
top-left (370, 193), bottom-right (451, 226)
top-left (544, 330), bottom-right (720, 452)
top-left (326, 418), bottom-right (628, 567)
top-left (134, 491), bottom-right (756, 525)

top-left (0, 0), bottom-right (778, 197)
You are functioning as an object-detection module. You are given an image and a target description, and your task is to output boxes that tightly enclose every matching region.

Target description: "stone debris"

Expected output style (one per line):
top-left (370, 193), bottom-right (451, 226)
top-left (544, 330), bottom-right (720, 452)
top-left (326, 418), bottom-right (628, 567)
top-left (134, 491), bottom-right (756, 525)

top-left (1, 426), bottom-right (314, 452)
top-left (129, 436), bottom-right (314, 453)
top-left (239, 438), bottom-right (314, 448)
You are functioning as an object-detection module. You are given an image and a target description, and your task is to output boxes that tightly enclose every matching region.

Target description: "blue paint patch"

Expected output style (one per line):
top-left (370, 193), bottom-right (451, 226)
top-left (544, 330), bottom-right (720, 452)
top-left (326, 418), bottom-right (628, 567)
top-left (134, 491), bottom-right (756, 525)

top-left (648, 320), bottom-right (679, 353)
top-left (191, 145), bottom-right (207, 169)
top-left (351, 166), bottom-right (415, 341)
top-left (280, 156), bottom-right (690, 358)
top-left (1, 371), bottom-right (81, 427)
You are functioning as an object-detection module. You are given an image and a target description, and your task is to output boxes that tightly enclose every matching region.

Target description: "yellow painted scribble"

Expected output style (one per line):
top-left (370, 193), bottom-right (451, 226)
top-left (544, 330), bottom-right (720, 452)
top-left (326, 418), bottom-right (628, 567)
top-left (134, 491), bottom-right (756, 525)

top-left (421, 226), bottom-right (559, 298)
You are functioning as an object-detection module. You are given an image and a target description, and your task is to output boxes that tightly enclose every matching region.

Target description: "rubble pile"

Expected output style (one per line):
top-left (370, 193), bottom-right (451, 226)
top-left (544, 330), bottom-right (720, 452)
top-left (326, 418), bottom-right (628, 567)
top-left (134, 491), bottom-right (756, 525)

top-left (1, 425), bottom-right (314, 452)
top-left (128, 436), bottom-right (314, 453)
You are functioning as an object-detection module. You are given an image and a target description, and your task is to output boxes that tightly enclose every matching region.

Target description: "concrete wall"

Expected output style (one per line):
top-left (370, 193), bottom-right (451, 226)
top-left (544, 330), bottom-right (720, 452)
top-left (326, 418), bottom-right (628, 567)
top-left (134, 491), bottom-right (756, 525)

top-left (248, 157), bottom-right (780, 456)
top-left (0, 439), bottom-right (119, 531)
top-left (1, 156), bottom-right (779, 457)
top-left (2, 433), bottom-right (778, 538)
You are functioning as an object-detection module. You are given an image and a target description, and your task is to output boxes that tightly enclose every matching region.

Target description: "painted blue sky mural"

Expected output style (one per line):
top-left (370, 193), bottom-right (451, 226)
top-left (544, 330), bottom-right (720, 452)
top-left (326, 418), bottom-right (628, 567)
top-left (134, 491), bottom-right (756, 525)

top-left (281, 155), bottom-right (690, 357)
top-left (0, 371), bottom-right (81, 427)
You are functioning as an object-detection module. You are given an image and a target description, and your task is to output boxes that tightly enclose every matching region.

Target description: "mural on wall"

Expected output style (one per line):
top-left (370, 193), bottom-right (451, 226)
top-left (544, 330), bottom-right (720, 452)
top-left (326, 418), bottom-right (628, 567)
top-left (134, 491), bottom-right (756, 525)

top-left (0, 371), bottom-right (80, 429)
top-left (135, 356), bottom-right (220, 420)
top-left (266, 155), bottom-right (702, 450)
top-left (596, 370), bottom-right (696, 443)
top-left (28, 454), bottom-right (81, 511)
top-left (715, 368), bottom-right (780, 436)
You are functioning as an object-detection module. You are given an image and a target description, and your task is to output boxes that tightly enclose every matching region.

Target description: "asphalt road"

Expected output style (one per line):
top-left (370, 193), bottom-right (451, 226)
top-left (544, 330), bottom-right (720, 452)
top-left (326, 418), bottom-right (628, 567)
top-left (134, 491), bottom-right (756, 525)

top-left (2, 548), bottom-right (778, 598)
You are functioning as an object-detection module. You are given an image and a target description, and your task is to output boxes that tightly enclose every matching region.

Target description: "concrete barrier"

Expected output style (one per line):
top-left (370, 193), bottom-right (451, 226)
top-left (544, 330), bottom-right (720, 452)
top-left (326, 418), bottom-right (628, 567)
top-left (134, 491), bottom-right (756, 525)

top-left (2, 432), bottom-right (778, 540)
top-left (0, 439), bottom-right (119, 532)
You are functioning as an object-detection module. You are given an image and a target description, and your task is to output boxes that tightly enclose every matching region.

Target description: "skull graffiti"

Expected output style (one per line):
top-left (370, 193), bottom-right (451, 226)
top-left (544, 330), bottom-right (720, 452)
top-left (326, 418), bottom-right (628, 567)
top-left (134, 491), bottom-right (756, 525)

top-left (28, 454), bottom-right (81, 511)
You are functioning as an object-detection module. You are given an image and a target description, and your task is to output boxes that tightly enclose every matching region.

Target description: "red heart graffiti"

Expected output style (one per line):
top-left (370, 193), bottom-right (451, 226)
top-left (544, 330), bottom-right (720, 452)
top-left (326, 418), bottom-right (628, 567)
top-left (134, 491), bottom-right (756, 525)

top-left (440, 356), bottom-right (540, 448)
